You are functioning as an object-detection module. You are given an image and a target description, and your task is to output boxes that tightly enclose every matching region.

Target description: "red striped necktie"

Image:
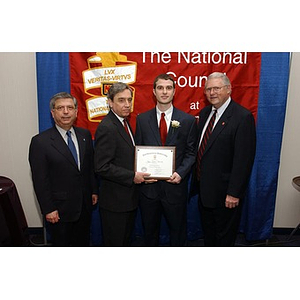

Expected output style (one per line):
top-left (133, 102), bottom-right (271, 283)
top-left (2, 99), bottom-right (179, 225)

top-left (196, 109), bottom-right (217, 180)
top-left (123, 119), bottom-right (134, 146)
top-left (123, 119), bottom-right (130, 137)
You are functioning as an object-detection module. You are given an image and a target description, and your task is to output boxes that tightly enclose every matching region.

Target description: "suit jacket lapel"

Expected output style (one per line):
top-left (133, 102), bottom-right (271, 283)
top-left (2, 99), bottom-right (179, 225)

top-left (74, 127), bottom-right (86, 169)
top-left (148, 109), bottom-right (162, 145)
top-left (204, 102), bottom-right (233, 154)
top-left (198, 108), bottom-right (211, 146)
top-left (50, 127), bottom-right (78, 169)
top-left (109, 111), bottom-right (134, 147)
top-left (166, 107), bottom-right (180, 145)
top-left (127, 121), bottom-right (135, 145)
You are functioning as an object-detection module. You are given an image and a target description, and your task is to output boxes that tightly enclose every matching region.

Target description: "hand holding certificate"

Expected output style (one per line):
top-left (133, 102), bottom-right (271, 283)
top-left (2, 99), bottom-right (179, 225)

top-left (135, 146), bottom-right (176, 180)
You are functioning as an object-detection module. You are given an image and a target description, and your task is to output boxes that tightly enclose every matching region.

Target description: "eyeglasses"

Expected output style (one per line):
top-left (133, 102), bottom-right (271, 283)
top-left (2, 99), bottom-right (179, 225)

top-left (54, 106), bottom-right (76, 112)
top-left (205, 85), bottom-right (227, 93)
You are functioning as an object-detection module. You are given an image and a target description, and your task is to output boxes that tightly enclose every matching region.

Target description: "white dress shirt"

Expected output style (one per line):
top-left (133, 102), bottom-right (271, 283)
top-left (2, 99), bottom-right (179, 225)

top-left (156, 105), bottom-right (173, 132)
top-left (56, 124), bottom-right (81, 169)
top-left (199, 97), bottom-right (231, 147)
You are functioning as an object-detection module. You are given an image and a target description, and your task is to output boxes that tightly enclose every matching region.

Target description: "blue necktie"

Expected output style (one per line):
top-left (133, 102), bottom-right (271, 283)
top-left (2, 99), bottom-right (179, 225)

top-left (66, 131), bottom-right (78, 166)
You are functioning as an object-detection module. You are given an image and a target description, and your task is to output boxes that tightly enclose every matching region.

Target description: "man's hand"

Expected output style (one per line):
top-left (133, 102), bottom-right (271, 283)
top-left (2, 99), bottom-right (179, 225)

top-left (225, 195), bottom-right (240, 209)
top-left (46, 210), bottom-right (60, 223)
top-left (166, 172), bottom-right (181, 184)
top-left (134, 172), bottom-right (157, 184)
top-left (92, 194), bottom-right (98, 205)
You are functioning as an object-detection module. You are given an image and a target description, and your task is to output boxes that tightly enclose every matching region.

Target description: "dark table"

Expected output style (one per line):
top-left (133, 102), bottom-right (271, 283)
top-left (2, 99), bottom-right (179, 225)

top-left (0, 176), bottom-right (28, 246)
top-left (287, 176), bottom-right (300, 240)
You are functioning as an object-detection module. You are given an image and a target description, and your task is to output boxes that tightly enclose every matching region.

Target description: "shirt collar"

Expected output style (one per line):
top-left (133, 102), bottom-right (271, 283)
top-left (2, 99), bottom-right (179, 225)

top-left (55, 124), bottom-right (75, 136)
top-left (111, 110), bottom-right (126, 124)
top-left (214, 97), bottom-right (231, 115)
top-left (156, 105), bottom-right (173, 119)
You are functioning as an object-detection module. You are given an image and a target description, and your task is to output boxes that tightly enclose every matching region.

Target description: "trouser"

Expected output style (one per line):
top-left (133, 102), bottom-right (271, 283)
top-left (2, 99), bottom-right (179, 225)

top-left (140, 193), bottom-right (187, 247)
top-left (48, 206), bottom-right (91, 247)
top-left (198, 200), bottom-right (243, 247)
top-left (100, 208), bottom-right (137, 246)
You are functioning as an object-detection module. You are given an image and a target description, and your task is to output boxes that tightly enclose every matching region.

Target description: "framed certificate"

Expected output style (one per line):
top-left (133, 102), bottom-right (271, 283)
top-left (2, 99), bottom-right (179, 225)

top-left (135, 146), bottom-right (176, 180)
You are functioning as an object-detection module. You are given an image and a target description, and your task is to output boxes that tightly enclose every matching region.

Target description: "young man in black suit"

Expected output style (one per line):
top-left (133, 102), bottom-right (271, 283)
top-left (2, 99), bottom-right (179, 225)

top-left (29, 92), bottom-right (98, 246)
top-left (135, 73), bottom-right (198, 246)
top-left (196, 72), bottom-right (256, 246)
top-left (94, 82), bottom-right (149, 246)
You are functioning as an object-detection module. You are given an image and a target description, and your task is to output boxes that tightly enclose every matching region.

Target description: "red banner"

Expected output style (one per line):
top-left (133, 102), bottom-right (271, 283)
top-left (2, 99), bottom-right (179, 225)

top-left (70, 52), bottom-right (261, 138)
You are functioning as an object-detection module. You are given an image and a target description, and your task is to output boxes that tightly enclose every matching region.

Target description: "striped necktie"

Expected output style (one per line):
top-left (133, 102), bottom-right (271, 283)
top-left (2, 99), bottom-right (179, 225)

top-left (123, 119), bottom-right (130, 137)
top-left (196, 109), bottom-right (217, 180)
top-left (123, 119), bottom-right (133, 145)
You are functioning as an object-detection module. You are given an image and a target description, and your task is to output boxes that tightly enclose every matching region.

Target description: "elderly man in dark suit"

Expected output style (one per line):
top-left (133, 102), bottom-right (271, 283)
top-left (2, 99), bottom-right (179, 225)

top-left (94, 82), bottom-right (149, 246)
top-left (135, 73), bottom-right (198, 246)
top-left (29, 92), bottom-right (98, 246)
top-left (195, 72), bottom-right (256, 246)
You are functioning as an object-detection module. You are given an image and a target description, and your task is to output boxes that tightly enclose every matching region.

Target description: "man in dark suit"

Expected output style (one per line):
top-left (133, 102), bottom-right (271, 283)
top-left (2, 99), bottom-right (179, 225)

top-left (135, 73), bottom-right (198, 246)
top-left (29, 92), bottom-right (98, 246)
top-left (195, 72), bottom-right (256, 246)
top-left (94, 82), bottom-right (149, 246)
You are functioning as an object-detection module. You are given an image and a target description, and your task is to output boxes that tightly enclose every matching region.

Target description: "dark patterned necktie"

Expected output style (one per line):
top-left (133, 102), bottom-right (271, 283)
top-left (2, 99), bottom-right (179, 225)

top-left (159, 112), bottom-right (167, 145)
top-left (66, 131), bottom-right (78, 166)
top-left (123, 119), bottom-right (130, 137)
top-left (123, 119), bottom-right (133, 145)
top-left (196, 110), bottom-right (217, 180)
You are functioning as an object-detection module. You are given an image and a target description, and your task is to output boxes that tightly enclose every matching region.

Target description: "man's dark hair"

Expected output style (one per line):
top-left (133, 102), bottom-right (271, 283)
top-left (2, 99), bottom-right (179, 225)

top-left (153, 73), bottom-right (175, 89)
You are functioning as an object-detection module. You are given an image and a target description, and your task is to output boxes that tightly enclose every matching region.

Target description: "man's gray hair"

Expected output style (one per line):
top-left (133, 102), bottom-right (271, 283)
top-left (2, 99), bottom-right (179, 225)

top-left (49, 92), bottom-right (78, 110)
top-left (107, 82), bottom-right (133, 101)
top-left (206, 72), bottom-right (231, 87)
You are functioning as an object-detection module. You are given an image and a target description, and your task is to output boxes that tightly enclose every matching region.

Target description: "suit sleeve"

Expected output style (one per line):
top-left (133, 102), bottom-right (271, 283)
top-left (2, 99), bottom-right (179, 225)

top-left (85, 130), bottom-right (99, 195)
top-left (135, 115), bottom-right (143, 145)
top-left (28, 137), bottom-right (56, 215)
top-left (175, 118), bottom-right (198, 179)
top-left (227, 112), bottom-right (256, 198)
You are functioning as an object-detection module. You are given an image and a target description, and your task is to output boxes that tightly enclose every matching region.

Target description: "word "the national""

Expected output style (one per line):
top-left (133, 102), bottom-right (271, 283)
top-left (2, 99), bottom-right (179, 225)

top-left (142, 52), bottom-right (248, 65)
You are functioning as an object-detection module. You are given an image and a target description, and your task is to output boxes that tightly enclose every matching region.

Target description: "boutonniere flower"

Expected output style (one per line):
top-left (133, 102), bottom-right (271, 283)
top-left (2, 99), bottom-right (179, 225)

top-left (171, 120), bottom-right (181, 128)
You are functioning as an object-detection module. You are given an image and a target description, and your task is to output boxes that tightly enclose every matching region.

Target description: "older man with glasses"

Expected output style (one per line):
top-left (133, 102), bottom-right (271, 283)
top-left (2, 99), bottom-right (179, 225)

top-left (194, 72), bottom-right (256, 246)
top-left (29, 92), bottom-right (98, 246)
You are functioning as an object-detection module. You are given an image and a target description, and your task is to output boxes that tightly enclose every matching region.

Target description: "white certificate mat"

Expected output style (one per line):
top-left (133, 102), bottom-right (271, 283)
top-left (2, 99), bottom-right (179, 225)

top-left (135, 146), bottom-right (176, 180)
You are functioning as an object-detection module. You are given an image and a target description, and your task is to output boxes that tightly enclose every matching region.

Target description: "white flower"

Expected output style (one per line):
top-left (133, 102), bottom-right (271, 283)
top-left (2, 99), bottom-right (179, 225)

top-left (171, 120), bottom-right (180, 128)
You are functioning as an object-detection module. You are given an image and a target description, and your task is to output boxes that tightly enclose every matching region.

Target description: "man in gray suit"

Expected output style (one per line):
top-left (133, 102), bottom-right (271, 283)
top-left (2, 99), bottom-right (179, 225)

top-left (94, 82), bottom-right (149, 246)
top-left (135, 73), bottom-right (198, 246)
